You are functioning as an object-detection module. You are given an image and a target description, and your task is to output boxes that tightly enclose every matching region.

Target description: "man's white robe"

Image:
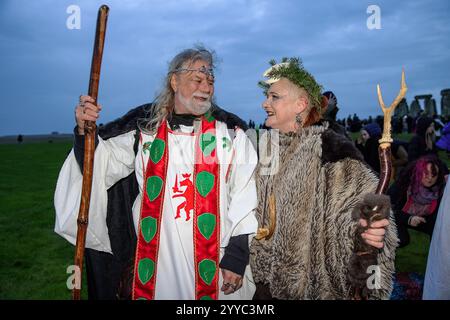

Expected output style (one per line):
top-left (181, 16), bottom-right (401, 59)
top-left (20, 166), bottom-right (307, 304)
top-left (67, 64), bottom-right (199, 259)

top-left (54, 121), bottom-right (258, 299)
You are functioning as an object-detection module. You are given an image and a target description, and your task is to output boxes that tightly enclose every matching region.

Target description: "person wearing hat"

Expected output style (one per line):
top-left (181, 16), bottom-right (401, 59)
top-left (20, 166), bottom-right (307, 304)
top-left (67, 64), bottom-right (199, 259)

top-left (322, 90), bottom-right (348, 137)
top-left (249, 58), bottom-right (397, 299)
top-left (322, 91), bottom-right (339, 121)
top-left (356, 122), bottom-right (382, 174)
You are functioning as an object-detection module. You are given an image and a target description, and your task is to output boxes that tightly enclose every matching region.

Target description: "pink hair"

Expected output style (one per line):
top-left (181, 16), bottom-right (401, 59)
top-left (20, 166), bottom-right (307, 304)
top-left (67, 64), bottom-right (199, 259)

top-left (411, 155), bottom-right (439, 194)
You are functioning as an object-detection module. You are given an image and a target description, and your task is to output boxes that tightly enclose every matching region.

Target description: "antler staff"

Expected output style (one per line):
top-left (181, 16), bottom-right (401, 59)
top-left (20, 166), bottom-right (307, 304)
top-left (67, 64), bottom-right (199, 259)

top-left (352, 70), bottom-right (407, 300)
top-left (376, 69), bottom-right (407, 194)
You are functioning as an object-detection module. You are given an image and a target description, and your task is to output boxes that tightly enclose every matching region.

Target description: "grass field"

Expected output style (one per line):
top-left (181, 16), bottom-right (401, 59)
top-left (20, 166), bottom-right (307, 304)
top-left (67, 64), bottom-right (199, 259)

top-left (0, 134), bottom-right (448, 299)
top-left (0, 140), bottom-right (87, 299)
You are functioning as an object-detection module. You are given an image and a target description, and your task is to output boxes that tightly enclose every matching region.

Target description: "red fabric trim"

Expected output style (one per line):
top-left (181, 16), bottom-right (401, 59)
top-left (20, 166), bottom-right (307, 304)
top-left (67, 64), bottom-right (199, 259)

top-left (194, 117), bottom-right (220, 300)
top-left (132, 118), bottom-right (221, 300)
top-left (402, 196), bottom-right (413, 214)
top-left (132, 122), bottom-right (168, 300)
top-left (428, 199), bottom-right (437, 215)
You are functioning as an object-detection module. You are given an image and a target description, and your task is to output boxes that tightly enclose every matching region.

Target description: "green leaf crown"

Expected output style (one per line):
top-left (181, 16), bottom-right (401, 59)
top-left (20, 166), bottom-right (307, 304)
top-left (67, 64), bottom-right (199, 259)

top-left (259, 57), bottom-right (323, 111)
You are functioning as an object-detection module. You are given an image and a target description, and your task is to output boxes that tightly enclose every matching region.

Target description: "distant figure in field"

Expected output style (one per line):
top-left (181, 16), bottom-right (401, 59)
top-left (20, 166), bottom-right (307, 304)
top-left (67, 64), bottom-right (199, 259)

top-left (17, 134), bottom-right (23, 144)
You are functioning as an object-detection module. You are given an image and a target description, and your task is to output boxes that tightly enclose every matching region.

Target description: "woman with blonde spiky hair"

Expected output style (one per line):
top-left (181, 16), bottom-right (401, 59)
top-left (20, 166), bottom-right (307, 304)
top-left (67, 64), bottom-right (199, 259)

top-left (250, 58), bottom-right (398, 300)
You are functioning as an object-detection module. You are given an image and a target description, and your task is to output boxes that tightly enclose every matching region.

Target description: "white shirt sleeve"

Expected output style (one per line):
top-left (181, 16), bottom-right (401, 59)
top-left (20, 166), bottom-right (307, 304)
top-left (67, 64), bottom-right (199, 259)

top-left (220, 128), bottom-right (258, 247)
top-left (54, 130), bottom-right (137, 253)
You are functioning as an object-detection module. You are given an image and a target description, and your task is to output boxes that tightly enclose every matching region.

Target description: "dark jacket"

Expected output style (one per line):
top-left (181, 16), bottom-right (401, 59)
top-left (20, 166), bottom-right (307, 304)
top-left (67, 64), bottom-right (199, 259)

top-left (408, 117), bottom-right (437, 162)
top-left (74, 103), bottom-right (249, 299)
top-left (355, 137), bottom-right (380, 174)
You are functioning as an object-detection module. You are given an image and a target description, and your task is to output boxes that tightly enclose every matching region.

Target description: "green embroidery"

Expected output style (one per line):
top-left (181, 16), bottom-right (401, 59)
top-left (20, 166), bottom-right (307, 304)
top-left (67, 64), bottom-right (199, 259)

top-left (141, 216), bottom-right (157, 243)
top-left (150, 138), bottom-right (165, 164)
top-left (147, 176), bottom-right (163, 201)
top-left (138, 258), bottom-right (155, 285)
top-left (143, 141), bottom-right (152, 155)
top-left (204, 111), bottom-right (215, 123)
top-left (198, 259), bottom-right (216, 286)
top-left (259, 57), bottom-right (323, 111)
top-left (197, 213), bottom-right (216, 240)
top-left (195, 171), bottom-right (215, 197)
top-left (200, 295), bottom-right (213, 300)
top-left (199, 133), bottom-right (216, 157)
top-left (222, 137), bottom-right (231, 152)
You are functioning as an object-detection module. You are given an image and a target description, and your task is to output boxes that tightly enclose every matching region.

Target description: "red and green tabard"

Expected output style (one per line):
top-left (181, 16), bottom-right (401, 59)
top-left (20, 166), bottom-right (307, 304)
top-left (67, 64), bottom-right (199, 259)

top-left (132, 115), bottom-right (221, 300)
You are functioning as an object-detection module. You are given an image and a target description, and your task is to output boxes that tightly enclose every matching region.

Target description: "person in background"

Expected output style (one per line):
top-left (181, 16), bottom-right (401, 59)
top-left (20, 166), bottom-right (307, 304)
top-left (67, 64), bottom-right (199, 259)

top-left (391, 140), bottom-right (409, 181)
top-left (388, 154), bottom-right (448, 248)
top-left (322, 91), bottom-right (347, 137)
top-left (408, 116), bottom-right (437, 162)
top-left (355, 122), bottom-right (382, 174)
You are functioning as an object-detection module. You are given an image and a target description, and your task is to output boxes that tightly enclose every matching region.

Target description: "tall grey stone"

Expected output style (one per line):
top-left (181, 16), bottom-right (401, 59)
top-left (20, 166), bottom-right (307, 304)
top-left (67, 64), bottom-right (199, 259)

top-left (441, 89), bottom-right (450, 118)
top-left (394, 98), bottom-right (409, 118)
top-left (425, 98), bottom-right (437, 117)
top-left (409, 98), bottom-right (422, 118)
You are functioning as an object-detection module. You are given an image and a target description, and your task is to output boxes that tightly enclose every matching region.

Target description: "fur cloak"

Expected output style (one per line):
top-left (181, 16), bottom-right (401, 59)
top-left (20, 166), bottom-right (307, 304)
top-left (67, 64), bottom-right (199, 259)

top-left (250, 122), bottom-right (398, 300)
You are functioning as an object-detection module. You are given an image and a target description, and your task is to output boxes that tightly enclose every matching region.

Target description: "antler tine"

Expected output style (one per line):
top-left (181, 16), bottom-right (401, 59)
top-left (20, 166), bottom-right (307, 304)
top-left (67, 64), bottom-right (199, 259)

top-left (389, 68), bottom-right (408, 111)
top-left (377, 84), bottom-right (386, 112)
top-left (378, 69), bottom-right (408, 147)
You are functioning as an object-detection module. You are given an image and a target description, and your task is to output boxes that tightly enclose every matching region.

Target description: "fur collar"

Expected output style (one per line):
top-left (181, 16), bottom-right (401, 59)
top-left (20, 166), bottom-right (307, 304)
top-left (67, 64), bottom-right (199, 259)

top-left (98, 103), bottom-right (248, 140)
top-left (274, 121), bottom-right (364, 165)
top-left (319, 121), bottom-right (364, 164)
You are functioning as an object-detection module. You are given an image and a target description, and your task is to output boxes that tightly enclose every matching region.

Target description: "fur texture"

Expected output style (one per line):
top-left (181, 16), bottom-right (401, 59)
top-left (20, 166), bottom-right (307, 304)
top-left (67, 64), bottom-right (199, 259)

top-left (98, 103), bottom-right (248, 140)
top-left (250, 122), bottom-right (398, 299)
top-left (348, 193), bottom-right (392, 299)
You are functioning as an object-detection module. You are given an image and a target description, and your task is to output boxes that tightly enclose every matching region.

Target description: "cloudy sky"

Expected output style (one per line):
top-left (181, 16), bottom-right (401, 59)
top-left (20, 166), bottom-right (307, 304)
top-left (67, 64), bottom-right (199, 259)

top-left (0, 0), bottom-right (449, 135)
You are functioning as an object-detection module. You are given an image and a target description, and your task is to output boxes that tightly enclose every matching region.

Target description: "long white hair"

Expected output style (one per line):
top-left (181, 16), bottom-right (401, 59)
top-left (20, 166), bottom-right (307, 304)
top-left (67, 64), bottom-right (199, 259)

top-left (138, 45), bottom-right (216, 134)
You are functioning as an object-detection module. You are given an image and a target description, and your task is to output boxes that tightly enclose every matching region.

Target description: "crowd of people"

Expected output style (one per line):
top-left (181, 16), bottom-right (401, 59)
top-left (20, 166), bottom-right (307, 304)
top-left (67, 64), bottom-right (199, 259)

top-left (54, 45), bottom-right (449, 300)
top-left (335, 99), bottom-right (450, 299)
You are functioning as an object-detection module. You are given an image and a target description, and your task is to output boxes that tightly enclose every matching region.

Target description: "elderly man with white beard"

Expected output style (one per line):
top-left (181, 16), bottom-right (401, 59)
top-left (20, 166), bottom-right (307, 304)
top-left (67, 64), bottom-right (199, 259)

top-left (54, 46), bottom-right (258, 300)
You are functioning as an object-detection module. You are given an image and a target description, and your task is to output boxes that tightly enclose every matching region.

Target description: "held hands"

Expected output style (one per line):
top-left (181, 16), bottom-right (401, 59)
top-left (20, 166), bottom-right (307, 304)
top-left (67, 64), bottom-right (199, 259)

top-left (75, 95), bottom-right (102, 135)
top-left (359, 218), bottom-right (389, 249)
top-left (221, 269), bottom-right (243, 295)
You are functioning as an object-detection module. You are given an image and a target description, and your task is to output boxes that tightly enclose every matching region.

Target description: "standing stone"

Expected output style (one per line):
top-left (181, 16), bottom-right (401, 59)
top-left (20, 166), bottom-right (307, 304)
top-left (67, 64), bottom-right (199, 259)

top-left (409, 98), bottom-right (422, 118)
top-left (394, 98), bottom-right (409, 118)
top-left (441, 89), bottom-right (450, 118)
top-left (414, 95), bottom-right (435, 117)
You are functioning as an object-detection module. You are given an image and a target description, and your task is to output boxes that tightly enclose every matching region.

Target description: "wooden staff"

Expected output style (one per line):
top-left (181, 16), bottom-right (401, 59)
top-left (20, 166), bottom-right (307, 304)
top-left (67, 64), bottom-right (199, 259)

top-left (73, 4), bottom-right (109, 300)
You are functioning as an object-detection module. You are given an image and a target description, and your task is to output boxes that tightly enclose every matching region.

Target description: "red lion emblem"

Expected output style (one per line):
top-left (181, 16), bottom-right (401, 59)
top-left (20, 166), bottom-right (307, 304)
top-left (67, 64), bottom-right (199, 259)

top-left (172, 173), bottom-right (194, 221)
